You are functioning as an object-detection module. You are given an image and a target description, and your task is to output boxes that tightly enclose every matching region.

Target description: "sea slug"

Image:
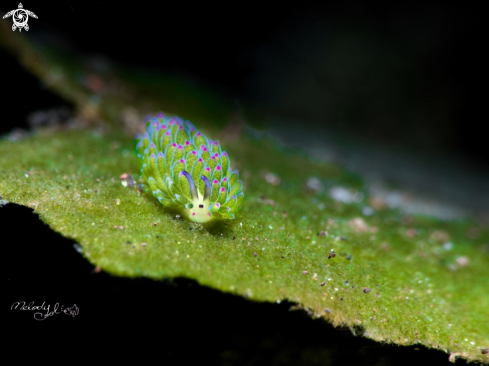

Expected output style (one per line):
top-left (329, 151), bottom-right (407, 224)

top-left (135, 113), bottom-right (244, 223)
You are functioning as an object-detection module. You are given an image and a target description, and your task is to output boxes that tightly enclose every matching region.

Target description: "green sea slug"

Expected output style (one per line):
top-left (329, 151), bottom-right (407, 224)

top-left (135, 113), bottom-right (244, 223)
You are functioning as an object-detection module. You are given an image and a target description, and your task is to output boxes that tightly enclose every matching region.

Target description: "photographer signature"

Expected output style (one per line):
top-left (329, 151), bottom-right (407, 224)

top-left (11, 301), bottom-right (79, 321)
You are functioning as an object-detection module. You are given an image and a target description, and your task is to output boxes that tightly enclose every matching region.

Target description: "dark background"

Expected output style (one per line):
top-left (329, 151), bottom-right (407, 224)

top-left (3, 1), bottom-right (485, 364)
top-left (1, 1), bottom-right (487, 167)
top-left (5, 203), bottom-right (467, 365)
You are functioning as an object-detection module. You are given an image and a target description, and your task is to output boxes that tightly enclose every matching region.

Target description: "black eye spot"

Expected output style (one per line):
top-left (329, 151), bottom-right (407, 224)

top-left (199, 204), bottom-right (204, 208)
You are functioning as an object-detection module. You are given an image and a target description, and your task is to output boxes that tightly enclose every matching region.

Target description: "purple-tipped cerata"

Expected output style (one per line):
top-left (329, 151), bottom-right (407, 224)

top-left (135, 113), bottom-right (244, 223)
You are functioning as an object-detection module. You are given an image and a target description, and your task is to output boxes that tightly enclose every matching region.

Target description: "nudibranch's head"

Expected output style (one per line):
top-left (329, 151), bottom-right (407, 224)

top-left (135, 113), bottom-right (244, 223)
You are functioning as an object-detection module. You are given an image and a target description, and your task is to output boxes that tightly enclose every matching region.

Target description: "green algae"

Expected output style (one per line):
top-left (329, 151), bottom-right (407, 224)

top-left (1, 127), bottom-right (488, 363)
top-left (1, 23), bottom-right (488, 364)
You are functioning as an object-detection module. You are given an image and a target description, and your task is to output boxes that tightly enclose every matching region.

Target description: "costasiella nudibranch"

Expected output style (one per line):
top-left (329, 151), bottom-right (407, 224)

top-left (135, 113), bottom-right (244, 224)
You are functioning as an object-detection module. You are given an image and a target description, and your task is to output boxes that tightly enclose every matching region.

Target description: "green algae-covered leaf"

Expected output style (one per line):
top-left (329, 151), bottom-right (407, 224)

top-left (0, 128), bottom-right (488, 364)
top-left (1, 23), bottom-right (488, 364)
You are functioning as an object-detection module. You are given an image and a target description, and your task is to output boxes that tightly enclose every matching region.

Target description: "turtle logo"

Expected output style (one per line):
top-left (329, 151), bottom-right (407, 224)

top-left (3, 3), bottom-right (38, 32)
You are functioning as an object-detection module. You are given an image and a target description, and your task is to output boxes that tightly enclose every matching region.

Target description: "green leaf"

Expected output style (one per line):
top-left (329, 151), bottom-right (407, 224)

top-left (1, 128), bottom-right (488, 364)
top-left (0, 26), bottom-right (487, 363)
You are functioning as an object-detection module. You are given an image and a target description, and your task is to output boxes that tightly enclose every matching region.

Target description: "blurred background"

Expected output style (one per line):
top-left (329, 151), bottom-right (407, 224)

top-left (1, 0), bottom-right (487, 219)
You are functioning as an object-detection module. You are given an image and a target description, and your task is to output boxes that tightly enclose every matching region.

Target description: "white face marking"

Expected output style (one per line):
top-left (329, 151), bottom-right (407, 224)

top-left (185, 191), bottom-right (212, 223)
